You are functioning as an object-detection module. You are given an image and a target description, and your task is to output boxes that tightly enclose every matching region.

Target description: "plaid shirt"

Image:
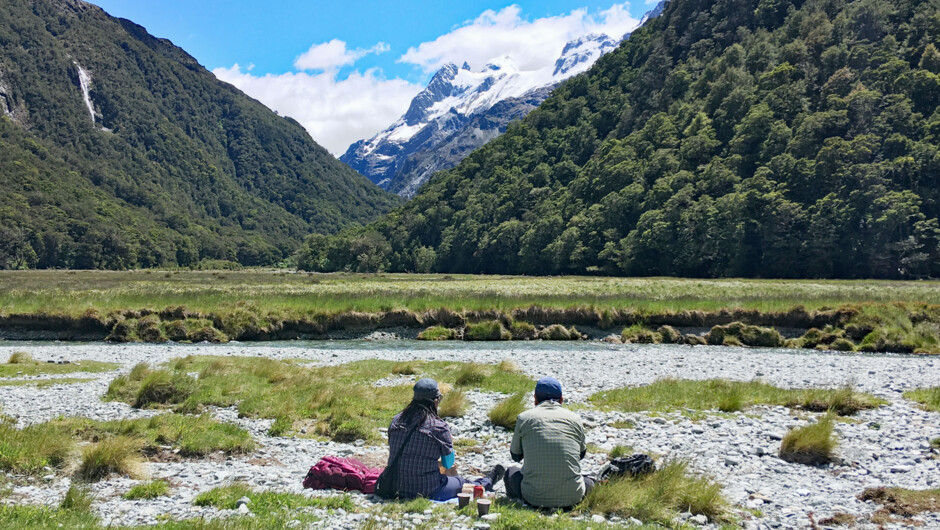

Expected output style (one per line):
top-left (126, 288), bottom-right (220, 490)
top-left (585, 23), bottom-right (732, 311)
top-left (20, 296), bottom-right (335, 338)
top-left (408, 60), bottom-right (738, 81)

top-left (510, 400), bottom-right (586, 507)
top-left (388, 411), bottom-right (452, 497)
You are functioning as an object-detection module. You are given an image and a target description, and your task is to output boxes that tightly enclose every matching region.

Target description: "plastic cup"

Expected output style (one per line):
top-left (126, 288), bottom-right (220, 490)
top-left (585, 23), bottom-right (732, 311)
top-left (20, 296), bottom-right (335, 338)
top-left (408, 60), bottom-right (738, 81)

top-left (476, 498), bottom-right (491, 516)
top-left (457, 493), bottom-right (471, 508)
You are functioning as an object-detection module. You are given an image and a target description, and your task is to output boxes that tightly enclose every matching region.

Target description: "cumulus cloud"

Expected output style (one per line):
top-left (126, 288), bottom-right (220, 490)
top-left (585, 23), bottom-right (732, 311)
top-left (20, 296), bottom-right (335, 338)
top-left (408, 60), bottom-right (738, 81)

top-left (399, 3), bottom-right (640, 72)
top-left (294, 39), bottom-right (391, 71)
top-left (213, 63), bottom-right (421, 155)
top-left (213, 4), bottom-right (641, 156)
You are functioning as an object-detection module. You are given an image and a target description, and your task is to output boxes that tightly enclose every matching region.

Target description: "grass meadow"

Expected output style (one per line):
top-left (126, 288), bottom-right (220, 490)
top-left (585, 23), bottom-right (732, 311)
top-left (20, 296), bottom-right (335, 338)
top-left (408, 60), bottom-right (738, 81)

top-left (2, 270), bottom-right (939, 316)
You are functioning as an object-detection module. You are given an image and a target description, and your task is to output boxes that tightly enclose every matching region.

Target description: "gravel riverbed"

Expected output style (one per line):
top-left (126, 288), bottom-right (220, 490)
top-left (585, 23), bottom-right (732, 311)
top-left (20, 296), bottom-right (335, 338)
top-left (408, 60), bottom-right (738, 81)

top-left (1, 340), bottom-right (938, 529)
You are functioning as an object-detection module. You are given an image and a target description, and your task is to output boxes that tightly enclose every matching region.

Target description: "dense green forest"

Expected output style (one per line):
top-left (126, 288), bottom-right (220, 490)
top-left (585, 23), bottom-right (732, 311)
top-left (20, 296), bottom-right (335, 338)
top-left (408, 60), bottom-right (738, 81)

top-left (300, 0), bottom-right (940, 279)
top-left (0, 0), bottom-right (399, 270)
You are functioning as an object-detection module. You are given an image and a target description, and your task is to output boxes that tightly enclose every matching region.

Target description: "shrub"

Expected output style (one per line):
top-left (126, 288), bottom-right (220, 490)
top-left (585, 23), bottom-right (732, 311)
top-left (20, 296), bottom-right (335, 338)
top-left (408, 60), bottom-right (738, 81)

top-left (488, 393), bottom-right (526, 430)
top-left (60, 484), bottom-right (94, 512)
top-left (779, 414), bottom-right (838, 465)
top-left (439, 389), bottom-right (468, 418)
top-left (417, 326), bottom-right (456, 340)
top-left (464, 321), bottom-right (510, 341)
top-left (123, 479), bottom-right (170, 500)
top-left (509, 321), bottom-right (537, 340)
top-left (621, 324), bottom-right (661, 344)
top-left (133, 369), bottom-right (196, 408)
top-left (77, 436), bottom-right (144, 481)
top-left (7, 352), bottom-right (34, 364)
top-left (580, 460), bottom-right (727, 523)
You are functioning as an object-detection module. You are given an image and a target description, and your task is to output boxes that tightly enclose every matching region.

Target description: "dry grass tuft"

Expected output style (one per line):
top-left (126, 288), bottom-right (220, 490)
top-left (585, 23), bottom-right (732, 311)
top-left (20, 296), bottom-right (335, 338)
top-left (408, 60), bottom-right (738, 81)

top-left (779, 414), bottom-right (838, 465)
top-left (818, 512), bottom-right (856, 526)
top-left (438, 389), bottom-right (468, 418)
top-left (860, 486), bottom-right (940, 524)
top-left (7, 352), bottom-right (34, 364)
top-left (454, 363), bottom-right (487, 387)
top-left (488, 393), bottom-right (526, 430)
top-left (497, 358), bottom-right (520, 373)
top-left (77, 436), bottom-right (144, 481)
top-left (580, 459), bottom-right (726, 523)
top-left (391, 362), bottom-right (420, 375)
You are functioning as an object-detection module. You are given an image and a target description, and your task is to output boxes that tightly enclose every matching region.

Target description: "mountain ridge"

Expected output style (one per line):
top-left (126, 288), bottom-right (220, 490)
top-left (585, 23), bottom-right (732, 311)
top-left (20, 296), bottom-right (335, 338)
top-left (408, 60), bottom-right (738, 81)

top-left (0, 0), bottom-right (399, 269)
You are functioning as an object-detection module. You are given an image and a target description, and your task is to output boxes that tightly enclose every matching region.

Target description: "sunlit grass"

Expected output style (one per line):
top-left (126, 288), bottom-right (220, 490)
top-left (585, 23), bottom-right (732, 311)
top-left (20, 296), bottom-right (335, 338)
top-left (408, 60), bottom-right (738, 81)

top-left (0, 358), bottom-right (118, 378)
top-left (124, 479), bottom-right (170, 500)
top-left (590, 379), bottom-right (884, 416)
top-left (904, 386), bottom-right (940, 412)
top-left (779, 414), bottom-right (838, 465)
top-left (2, 270), bottom-right (938, 316)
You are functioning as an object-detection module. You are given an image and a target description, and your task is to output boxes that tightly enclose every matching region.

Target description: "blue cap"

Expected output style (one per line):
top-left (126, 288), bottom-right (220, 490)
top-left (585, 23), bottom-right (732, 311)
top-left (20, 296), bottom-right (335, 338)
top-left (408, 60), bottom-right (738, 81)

top-left (534, 377), bottom-right (563, 400)
top-left (413, 378), bottom-right (442, 400)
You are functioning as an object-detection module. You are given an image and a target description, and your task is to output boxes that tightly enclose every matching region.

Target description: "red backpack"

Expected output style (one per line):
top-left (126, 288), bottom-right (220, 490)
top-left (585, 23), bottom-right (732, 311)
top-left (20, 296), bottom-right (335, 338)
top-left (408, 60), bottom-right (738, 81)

top-left (302, 456), bottom-right (383, 494)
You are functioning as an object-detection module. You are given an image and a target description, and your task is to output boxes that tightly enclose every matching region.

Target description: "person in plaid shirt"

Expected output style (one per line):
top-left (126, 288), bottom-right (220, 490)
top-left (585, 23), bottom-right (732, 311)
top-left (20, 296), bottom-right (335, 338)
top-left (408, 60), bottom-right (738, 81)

top-left (388, 378), bottom-right (505, 500)
top-left (505, 377), bottom-right (595, 508)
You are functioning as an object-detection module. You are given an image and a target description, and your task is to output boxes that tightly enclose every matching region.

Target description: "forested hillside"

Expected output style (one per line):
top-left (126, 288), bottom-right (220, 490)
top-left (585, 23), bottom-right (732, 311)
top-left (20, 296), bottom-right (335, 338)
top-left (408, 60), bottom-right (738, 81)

top-left (0, 0), bottom-right (399, 269)
top-left (300, 0), bottom-right (940, 279)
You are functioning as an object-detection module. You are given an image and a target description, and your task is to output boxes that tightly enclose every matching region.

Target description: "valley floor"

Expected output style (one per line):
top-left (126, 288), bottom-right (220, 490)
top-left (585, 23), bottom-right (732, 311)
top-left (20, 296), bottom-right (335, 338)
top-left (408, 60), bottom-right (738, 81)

top-left (0, 341), bottom-right (938, 529)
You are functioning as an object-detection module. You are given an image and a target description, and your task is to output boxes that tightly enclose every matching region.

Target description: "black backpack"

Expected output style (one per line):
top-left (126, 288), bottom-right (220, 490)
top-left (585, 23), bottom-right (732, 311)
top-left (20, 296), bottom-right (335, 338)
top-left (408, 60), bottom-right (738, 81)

top-left (596, 454), bottom-right (655, 482)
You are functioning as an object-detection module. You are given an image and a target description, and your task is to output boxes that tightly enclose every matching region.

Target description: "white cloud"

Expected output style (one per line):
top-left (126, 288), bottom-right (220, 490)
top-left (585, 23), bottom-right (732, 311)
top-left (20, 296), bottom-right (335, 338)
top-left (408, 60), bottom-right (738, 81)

top-left (294, 39), bottom-right (390, 71)
top-left (399, 3), bottom-right (640, 72)
top-left (213, 63), bottom-right (421, 155)
top-left (213, 4), bottom-right (641, 156)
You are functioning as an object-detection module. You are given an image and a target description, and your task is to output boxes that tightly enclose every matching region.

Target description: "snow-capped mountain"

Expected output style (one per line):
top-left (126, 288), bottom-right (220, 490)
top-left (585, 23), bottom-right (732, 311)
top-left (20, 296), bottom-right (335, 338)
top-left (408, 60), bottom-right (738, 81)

top-left (341, 1), bottom-right (667, 198)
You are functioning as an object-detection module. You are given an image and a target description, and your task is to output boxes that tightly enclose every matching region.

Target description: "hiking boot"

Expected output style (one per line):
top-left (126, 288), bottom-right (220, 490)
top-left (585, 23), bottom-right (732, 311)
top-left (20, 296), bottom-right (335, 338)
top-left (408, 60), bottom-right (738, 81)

top-left (485, 464), bottom-right (506, 488)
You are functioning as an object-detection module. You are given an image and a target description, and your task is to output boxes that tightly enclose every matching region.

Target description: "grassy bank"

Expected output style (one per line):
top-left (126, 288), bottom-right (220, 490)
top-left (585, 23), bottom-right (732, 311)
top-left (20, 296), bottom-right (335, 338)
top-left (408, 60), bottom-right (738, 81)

top-left (104, 357), bottom-right (531, 441)
top-left (2, 270), bottom-right (940, 352)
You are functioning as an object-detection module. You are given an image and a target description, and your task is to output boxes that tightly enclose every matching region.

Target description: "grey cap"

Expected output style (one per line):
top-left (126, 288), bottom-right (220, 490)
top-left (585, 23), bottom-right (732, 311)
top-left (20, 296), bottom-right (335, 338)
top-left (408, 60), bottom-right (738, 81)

top-left (413, 378), bottom-right (442, 400)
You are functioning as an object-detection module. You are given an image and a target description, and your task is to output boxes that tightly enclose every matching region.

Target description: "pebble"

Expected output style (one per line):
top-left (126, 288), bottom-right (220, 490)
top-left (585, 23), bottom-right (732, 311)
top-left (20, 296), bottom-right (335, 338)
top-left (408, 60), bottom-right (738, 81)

top-left (1, 341), bottom-right (939, 530)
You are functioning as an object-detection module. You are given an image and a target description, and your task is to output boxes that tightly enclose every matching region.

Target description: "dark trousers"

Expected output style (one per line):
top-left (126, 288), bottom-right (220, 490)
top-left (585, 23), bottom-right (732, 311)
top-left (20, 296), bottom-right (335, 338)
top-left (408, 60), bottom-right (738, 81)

top-left (504, 465), bottom-right (595, 508)
top-left (428, 475), bottom-right (492, 501)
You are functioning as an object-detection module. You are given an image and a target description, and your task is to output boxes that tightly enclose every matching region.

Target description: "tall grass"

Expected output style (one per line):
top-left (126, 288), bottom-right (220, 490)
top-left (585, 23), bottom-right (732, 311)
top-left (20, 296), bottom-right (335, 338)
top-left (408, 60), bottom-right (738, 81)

top-left (123, 479), bottom-right (170, 500)
top-left (580, 460), bottom-right (727, 523)
top-left (488, 393), bottom-right (526, 430)
top-left (60, 484), bottom-right (94, 512)
top-left (0, 419), bottom-right (73, 474)
top-left (438, 389), bottom-right (468, 418)
top-left (104, 356), bottom-right (530, 442)
top-left (779, 414), bottom-right (838, 465)
top-left (6, 352), bottom-right (33, 364)
top-left (904, 387), bottom-right (940, 412)
top-left (590, 379), bottom-right (884, 416)
top-left (77, 436), bottom-right (144, 481)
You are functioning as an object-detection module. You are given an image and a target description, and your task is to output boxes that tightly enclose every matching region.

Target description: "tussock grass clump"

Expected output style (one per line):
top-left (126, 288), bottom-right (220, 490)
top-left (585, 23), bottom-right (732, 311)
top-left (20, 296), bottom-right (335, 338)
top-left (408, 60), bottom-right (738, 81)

top-left (657, 325), bottom-right (681, 344)
top-left (391, 362), bottom-right (419, 375)
top-left (488, 393), bottom-right (526, 430)
top-left (55, 414), bottom-right (254, 456)
top-left (77, 436), bottom-right (144, 481)
top-left (590, 379), bottom-right (884, 416)
top-left (0, 419), bottom-right (73, 474)
top-left (464, 321), bottom-right (510, 341)
top-left (497, 358), bottom-right (520, 373)
top-left (931, 437), bottom-right (939, 449)
top-left (60, 484), bottom-right (94, 512)
top-left (417, 326), bottom-right (456, 340)
top-left (904, 386), bottom-right (940, 412)
top-left (580, 460), bottom-right (727, 523)
top-left (621, 324), bottom-right (660, 344)
top-left (860, 487), bottom-right (940, 522)
top-left (454, 363), bottom-right (487, 386)
top-left (509, 320), bottom-right (537, 340)
top-left (133, 369), bottom-right (197, 408)
top-left (438, 389), bottom-right (468, 418)
top-left (123, 479), bottom-right (170, 500)
top-left (7, 352), bottom-right (33, 364)
top-left (779, 414), bottom-right (838, 465)
top-left (609, 445), bottom-right (633, 458)
top-left (706, 322), bottom-right (784, 347)
top-left (539, 324), bottom-right (583, 340)
top-left (194, 482), bottom-right (354, 512)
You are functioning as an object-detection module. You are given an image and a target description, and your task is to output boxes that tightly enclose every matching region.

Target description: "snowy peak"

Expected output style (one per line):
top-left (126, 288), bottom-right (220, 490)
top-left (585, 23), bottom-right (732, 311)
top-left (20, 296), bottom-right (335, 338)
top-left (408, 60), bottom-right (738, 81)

top-left (553, 34), bottom-right (619, 77)
top-left (403, 63), bottom-right (459, 126)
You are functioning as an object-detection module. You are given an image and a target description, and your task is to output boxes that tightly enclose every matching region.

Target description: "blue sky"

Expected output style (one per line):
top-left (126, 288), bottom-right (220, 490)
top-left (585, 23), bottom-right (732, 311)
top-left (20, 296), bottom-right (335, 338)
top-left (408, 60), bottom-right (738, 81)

top-left (89, 1), bottom-right (653, 153)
